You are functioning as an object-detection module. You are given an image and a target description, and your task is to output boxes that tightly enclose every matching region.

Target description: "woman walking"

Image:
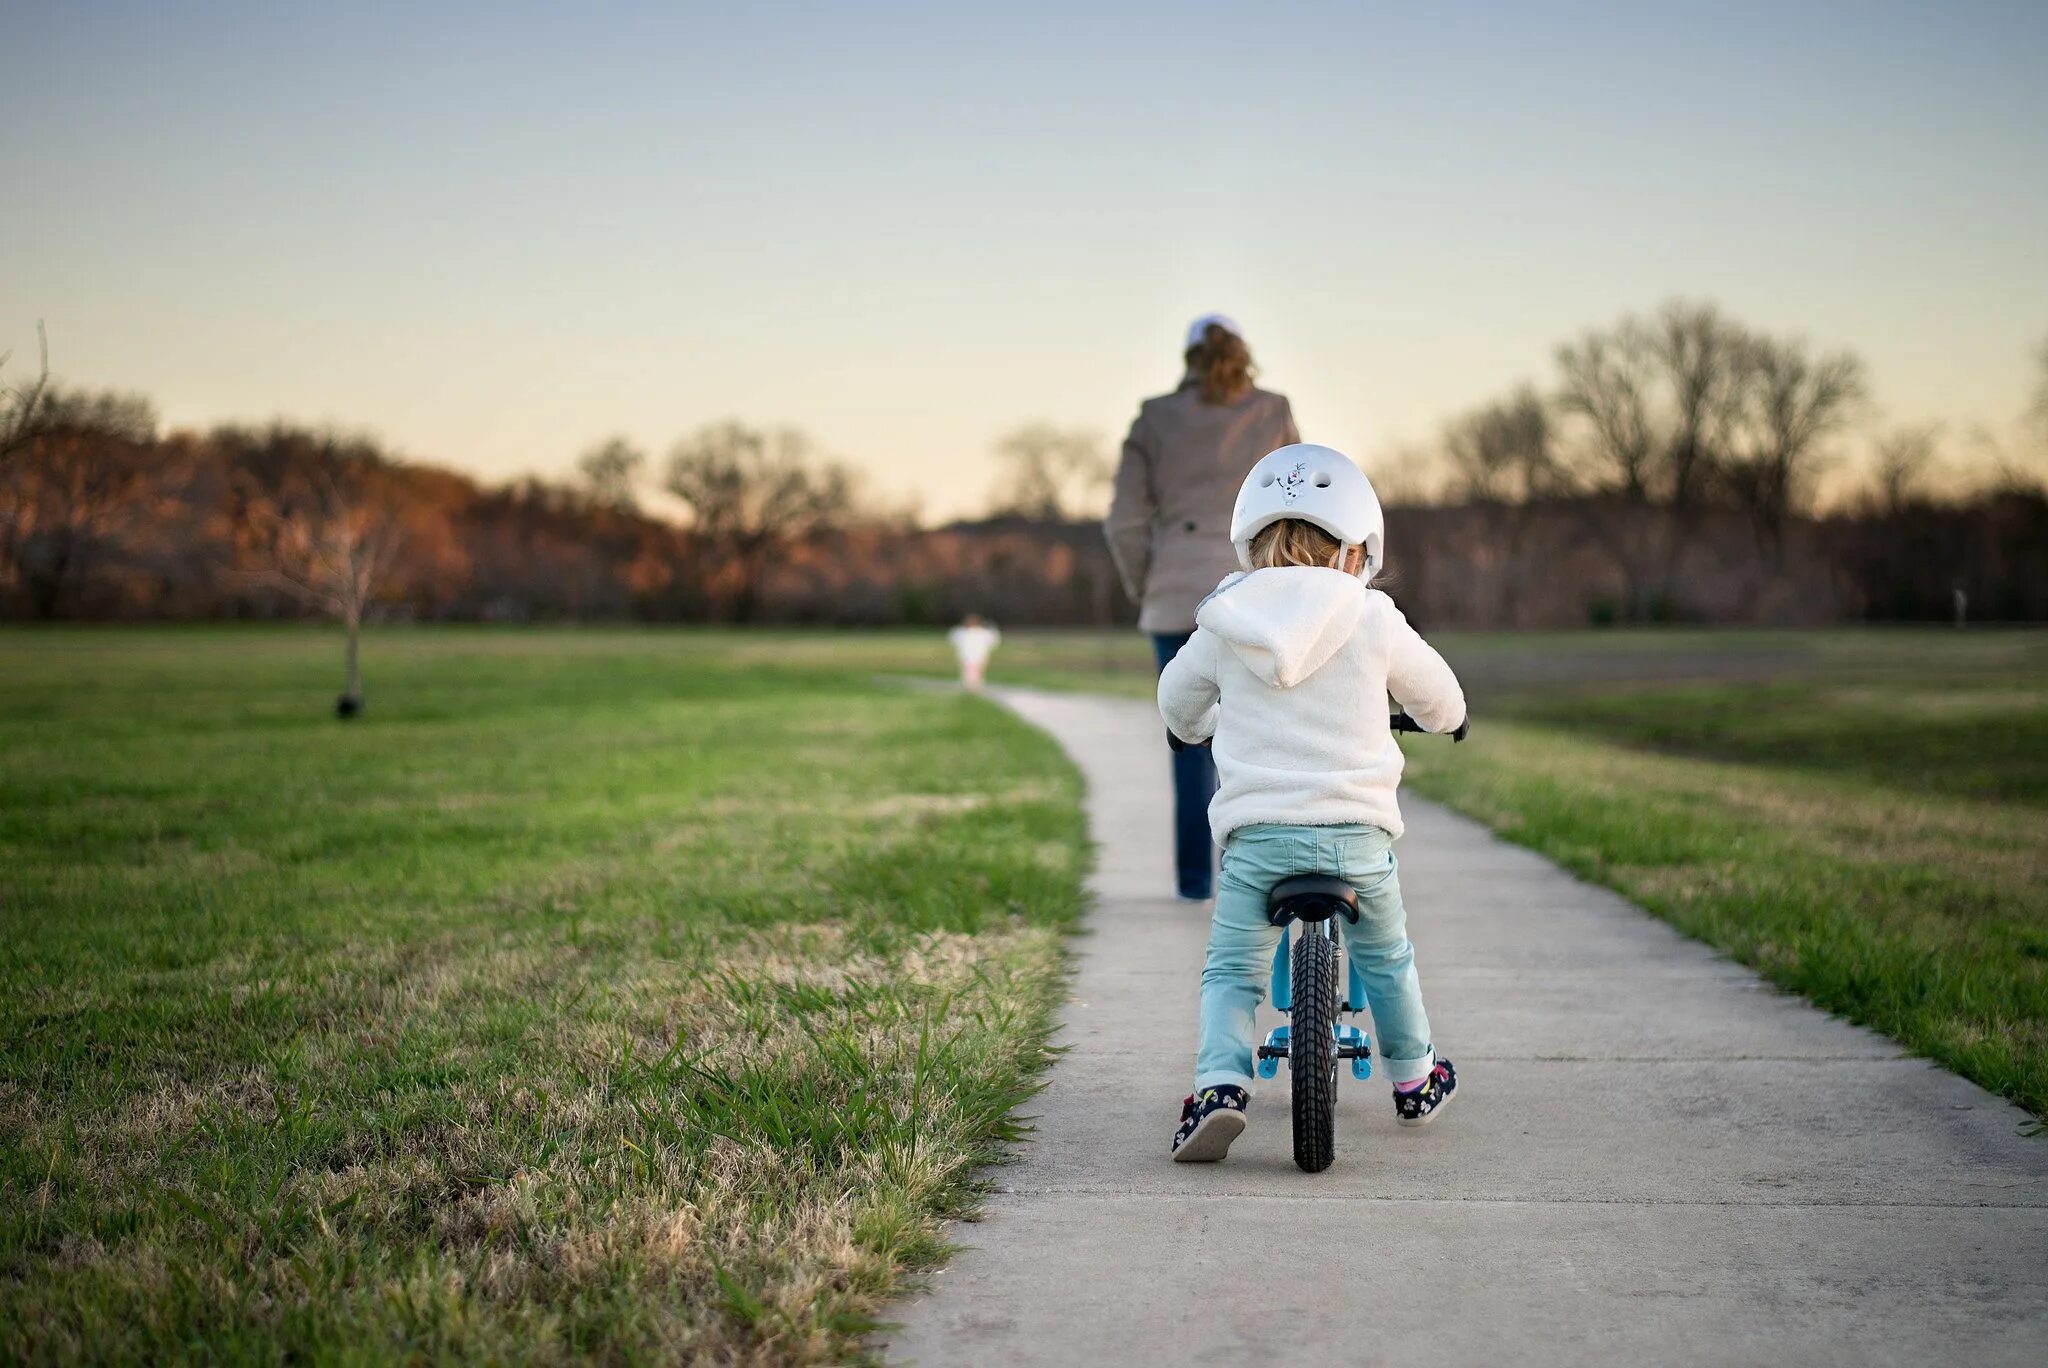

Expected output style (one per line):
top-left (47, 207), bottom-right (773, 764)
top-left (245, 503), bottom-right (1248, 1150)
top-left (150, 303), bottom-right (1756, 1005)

top-left (1104, 314), bottom-right (1299, 901)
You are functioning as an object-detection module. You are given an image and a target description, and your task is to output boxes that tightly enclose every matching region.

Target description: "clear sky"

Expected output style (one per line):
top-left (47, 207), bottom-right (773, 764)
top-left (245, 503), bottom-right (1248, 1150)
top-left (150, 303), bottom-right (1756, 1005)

top-left (5, 1), bottom-right (2046, 519)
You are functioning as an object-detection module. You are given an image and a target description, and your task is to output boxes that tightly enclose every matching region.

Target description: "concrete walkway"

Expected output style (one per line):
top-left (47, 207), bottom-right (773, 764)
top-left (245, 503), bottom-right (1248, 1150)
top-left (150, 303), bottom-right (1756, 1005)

top-left (882, 689), bottom-right (2047, 1367)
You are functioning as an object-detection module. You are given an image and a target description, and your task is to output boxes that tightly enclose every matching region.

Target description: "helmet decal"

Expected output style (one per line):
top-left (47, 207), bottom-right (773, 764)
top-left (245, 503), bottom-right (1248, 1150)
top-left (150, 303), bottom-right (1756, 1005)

top-left (1279, 460), bottom-right (1309, 503)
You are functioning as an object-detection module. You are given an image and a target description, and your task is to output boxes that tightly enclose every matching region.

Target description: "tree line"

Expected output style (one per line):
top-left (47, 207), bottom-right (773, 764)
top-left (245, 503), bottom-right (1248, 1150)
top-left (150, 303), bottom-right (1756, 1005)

top-left (1406, 300), bottom-right (2047, 623)
top-left (1398, 301), bottom-right (2048, 624)
top-left (0, 354), bottom-right (1128, 643)
top-left (2, 302), bottom-right (2044, 642)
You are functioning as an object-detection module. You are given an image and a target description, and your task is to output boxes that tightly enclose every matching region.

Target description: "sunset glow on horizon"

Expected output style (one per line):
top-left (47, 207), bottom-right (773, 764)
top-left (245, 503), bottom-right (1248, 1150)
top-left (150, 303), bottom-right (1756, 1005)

top-left (6, 0), bottom-right (2046, 520)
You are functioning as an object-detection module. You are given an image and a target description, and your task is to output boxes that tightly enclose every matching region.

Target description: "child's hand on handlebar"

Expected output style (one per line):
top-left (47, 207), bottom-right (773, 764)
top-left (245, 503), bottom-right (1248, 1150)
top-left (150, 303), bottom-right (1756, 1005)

top-left (1389, 711), bottom-right (1469, 741)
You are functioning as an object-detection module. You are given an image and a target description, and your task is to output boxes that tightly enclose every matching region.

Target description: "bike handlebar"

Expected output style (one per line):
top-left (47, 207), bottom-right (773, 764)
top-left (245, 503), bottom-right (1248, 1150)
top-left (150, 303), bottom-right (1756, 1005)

top-left (1172, 711), bottom-right (1469, 751)
top-left (1392, 711), bottom-right (1471, 742)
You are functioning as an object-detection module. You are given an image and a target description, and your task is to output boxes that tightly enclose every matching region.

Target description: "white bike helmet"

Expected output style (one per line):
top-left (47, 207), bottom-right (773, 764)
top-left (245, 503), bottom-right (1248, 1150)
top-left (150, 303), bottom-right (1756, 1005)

top-left (1229, 444), bottom-right (1385, 577)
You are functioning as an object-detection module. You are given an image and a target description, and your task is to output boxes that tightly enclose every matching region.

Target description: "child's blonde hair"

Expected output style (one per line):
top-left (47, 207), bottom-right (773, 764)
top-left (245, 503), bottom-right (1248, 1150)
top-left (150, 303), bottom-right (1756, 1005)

top-left (1248, 518), bottom-right (1362, 574)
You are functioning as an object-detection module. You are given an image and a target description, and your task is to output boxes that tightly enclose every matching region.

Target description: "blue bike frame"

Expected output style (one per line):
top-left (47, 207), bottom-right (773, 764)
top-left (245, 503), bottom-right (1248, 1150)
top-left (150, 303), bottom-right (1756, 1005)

top-left (1256, 920), bottom-right (1374, 1082)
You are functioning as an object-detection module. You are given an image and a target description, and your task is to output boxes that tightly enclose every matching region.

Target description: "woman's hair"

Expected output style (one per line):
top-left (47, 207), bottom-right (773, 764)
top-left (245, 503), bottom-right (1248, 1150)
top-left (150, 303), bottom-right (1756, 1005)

top-left (1248, 518), bottom-right (1347, 571)
top-left (1185, 323), bottom-right (1255, 405)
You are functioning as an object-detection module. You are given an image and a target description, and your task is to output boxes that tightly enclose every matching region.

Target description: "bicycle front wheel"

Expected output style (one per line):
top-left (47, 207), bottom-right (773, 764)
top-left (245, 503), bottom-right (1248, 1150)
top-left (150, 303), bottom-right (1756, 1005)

top-left (1290, 923), bottom-right (1340, 1172)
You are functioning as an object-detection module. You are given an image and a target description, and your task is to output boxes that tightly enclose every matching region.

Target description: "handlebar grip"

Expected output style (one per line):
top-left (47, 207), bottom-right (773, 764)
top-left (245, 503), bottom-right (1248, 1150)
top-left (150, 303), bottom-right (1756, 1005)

top-left (1390, 712), bottom-right (1470, 740)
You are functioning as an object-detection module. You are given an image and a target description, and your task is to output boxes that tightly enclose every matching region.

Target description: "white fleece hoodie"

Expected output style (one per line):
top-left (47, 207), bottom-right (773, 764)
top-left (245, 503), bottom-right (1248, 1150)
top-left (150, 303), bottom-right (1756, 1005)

top-left (1157, 567), bottom-right (1466, 843)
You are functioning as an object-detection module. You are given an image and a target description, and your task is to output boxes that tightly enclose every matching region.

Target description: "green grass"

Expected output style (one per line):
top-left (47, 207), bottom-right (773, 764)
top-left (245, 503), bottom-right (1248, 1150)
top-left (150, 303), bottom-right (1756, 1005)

top-left (1497, 677), bottom-right (2046, 806)
top-left (0, 627), bottom-right (1087, 1364)
top-left (1402, 629), bottom-right (2048, 1116)
top-left (1401, 719), bottom-right (2047, 1115)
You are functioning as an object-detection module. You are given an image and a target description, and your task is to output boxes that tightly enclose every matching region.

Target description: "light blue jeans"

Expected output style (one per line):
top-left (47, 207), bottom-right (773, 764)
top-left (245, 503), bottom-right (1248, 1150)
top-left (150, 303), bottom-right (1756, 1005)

top-left (1195, 823), bottom-right (1435, 1092)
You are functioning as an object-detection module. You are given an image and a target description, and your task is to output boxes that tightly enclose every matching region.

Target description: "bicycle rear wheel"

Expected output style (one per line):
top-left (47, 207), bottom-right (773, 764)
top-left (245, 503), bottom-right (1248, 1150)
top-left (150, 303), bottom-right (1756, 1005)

top-left (1290, 923), bottom-right (1340, 1172)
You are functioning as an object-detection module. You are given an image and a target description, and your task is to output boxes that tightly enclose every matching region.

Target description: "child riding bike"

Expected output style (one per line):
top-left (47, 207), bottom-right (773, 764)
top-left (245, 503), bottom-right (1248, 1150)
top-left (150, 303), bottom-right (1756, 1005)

top-left (1158, 444), bottom-right (1468, 1161)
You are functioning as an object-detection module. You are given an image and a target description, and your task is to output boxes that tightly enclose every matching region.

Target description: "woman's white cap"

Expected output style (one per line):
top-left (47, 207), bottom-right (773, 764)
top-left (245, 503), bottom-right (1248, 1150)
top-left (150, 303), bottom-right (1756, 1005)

top-left (1185, 313), bottom-right (1242, 349)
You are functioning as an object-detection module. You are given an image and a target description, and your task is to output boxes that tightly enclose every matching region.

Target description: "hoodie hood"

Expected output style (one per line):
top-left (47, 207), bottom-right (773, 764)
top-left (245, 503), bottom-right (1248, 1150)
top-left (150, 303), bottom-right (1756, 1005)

top-left (1195, 566), bottom-right (1368, 689)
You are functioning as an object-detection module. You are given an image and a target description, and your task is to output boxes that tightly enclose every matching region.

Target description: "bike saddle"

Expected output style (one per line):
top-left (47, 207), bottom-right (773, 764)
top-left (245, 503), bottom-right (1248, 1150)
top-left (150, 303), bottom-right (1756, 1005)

top-left (1266, 875), bottom-right (1359, 927)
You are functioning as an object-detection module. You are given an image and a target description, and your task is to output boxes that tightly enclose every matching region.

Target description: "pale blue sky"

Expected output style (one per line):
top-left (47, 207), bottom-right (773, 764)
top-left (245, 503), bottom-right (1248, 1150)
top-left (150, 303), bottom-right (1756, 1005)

top-left (5, 1), bottom-right (2045, 516)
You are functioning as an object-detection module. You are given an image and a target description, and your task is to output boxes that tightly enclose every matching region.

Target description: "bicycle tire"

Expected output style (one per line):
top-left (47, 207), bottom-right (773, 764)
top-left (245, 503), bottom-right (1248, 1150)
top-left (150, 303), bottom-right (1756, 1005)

top-left (1290, 924), bottom-right (1340, 1172)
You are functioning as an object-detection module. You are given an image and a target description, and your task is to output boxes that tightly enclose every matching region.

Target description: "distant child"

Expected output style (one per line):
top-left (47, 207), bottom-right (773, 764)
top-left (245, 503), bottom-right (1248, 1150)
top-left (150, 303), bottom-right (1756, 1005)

top-left (1158, 444), bottom-right (1468, 1161)
top-left (948, 614), bottom-right (1002, 691)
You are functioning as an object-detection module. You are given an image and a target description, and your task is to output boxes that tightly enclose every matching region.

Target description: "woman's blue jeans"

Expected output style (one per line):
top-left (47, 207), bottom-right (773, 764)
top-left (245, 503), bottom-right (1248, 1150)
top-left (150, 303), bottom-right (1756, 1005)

top-left (1196, 823), bottom-right (1436, 1092)
top-left (1152, 631), bottom-right (1217, 899)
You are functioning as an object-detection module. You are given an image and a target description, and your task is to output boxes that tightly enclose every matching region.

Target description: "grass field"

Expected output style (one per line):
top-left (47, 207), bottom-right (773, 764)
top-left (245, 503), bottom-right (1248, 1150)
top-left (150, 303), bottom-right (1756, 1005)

top-left (0, 629), bottom-right (1086, 1364)
top-left (901, 623), bottom-right (2048, 1117)
top-left (4, 623), bottom-right (2042, 1364)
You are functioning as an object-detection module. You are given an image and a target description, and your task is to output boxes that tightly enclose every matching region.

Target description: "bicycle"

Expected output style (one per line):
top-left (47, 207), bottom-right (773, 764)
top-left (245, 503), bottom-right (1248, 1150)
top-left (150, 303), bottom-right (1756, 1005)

top-left (1254, 710), bottom-right (1457, 1172)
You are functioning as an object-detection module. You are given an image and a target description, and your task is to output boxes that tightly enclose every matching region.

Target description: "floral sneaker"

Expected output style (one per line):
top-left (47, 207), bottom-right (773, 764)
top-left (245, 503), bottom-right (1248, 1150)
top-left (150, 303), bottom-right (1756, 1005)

top-left (1393, 1058), bottom-right (1457, 1126)
top-left (1171, 1084), bottom-right (1249, 1161)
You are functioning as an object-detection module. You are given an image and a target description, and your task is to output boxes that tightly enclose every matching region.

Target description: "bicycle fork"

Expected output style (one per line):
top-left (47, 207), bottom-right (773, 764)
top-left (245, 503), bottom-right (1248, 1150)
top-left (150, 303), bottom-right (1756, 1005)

top-left (1255, 921), bottom-right (1374, 1081)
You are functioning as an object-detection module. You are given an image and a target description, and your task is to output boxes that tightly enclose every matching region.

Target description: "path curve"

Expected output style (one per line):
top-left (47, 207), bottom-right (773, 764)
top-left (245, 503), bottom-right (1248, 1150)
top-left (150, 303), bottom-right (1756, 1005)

top-left (883, 688), bottom-right (2046, 1366)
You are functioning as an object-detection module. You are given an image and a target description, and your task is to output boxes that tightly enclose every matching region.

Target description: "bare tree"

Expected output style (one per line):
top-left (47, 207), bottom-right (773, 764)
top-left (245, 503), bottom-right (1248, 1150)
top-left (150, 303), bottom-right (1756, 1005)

top-left (0, 385), bottom-right (159, 617)
top-left (231, 434), bottom-right (404, 716)
top-left (577, 436), bottom-right (645, 512)
top-left (664, 421), bottom-right (856, 621)
top-left (1549, 301), bottom-right (1867, 613)
top-left (1649, 302), bottom-right (1749, 514)
top-left (1552, 318), bottom-right (1667, 617)
top-left (989, 423), bottom-right (1109, 521)
top-left (1444, 385), bottom-right (1555, 504)
top-left (1722, 336), bottom-right (1867, 560)
top-left (1869, 424), bottom-right (1941, 516)
top-left (1957, 422), bottom-right (2048, 501)
top-left (1364, 442), bottom-right (1448, 507)
top-left (1561, 304), bottom-right (1758, 609)
top-left (0, 323), bottom-right (52, 467)
top-left (1441, 386), bottom-right (1556, 624)
top-left (2029, 330), bottom-right (2048, 450)
top-left (1555, 319), bottom-right (1659, 502)
top-left (1555, 302), bottom-right (1751, 506)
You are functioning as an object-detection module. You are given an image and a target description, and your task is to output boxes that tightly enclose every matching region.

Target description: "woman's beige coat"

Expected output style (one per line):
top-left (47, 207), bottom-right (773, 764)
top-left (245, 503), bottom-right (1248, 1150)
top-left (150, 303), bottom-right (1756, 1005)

top-left (1103, 379), bottom-right (1299, 633)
